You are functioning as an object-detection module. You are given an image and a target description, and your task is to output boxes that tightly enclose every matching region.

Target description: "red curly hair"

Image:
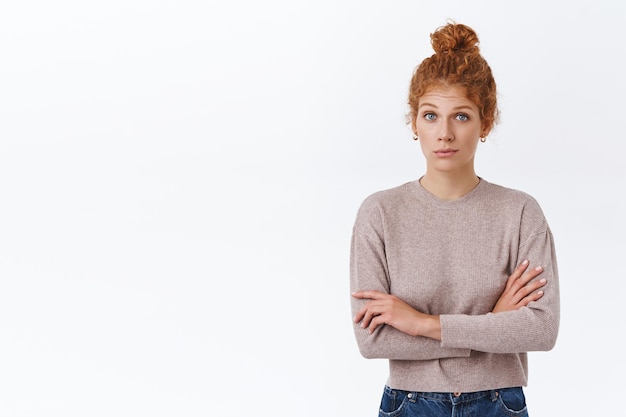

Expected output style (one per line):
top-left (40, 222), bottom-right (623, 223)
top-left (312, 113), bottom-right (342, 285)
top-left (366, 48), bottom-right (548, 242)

top-left (408, 22), bottom-right (499, 135)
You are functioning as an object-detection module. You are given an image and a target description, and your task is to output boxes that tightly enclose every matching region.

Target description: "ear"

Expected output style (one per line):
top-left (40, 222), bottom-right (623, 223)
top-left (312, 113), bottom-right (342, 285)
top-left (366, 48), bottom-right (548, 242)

top-left (411, 116), bottom-right (418, 135)
top-left (481, 122), bottom-right (491, 137)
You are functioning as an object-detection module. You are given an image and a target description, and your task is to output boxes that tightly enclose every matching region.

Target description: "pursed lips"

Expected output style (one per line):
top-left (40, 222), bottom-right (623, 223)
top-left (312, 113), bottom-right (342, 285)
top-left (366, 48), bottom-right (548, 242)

top-left (434, 148), bottom-right (458, 157)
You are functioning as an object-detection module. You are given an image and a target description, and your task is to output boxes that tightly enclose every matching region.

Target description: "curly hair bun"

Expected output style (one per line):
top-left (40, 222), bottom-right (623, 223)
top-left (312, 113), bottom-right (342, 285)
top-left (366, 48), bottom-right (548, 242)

top-left (430, 22), bottom-right (480, 55)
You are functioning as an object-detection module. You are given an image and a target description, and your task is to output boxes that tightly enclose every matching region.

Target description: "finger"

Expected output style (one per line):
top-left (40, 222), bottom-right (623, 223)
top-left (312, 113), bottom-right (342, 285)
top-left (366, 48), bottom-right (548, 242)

top-left (353, 306), bottom-right (366, 323)
top-left (362, 299), bottom-right (394, 330)
top-left (521, 277), bottom-right (547, 298)
top-left (352, 290), bottom-right (387, 300)
top-left (518, 289), bottom-right (545, 307)
top-left (527, 277), bottom-right (547, 292)
top-left (367, 314), bottom-right (386, 334)
top-left (515, 259), bottom-right (530, 276)
top-left (513, 277), bottom-right (547, 305)
top-left (360, 308), bottom-right (375, 329)
top-left (520, 266), bottom-right (544, 285)
top-left (359, 302), bottom-right (383, 329)
top-left (511, 265), bottom-right (543, 293)
top-left (505, 259), bottom-right (530, 289)
top-left (511, 275), bottom-right (546, 304)
top-left (511, 266), bottom-right (543, 294)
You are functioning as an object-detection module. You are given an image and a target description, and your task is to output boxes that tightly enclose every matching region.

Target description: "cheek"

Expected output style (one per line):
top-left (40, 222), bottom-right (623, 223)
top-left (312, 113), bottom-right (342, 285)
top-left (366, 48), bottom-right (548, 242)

top-left (418, 140), bottom-right (431, 159)
top-left (414, 119), bottom-right (429, 134)
top-left (465, 140), bottom-right (480, 156)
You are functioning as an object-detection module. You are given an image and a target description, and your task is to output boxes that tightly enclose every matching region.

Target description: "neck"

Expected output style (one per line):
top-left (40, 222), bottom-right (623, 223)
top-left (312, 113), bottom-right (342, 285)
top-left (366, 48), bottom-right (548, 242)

top-left (419, 171), bottom-right (480, 201)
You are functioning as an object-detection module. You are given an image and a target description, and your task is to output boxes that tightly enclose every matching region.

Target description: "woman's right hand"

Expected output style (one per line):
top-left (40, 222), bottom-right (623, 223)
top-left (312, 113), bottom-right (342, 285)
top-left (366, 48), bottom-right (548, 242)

top-left (492, 259), bottom-right (546, 313)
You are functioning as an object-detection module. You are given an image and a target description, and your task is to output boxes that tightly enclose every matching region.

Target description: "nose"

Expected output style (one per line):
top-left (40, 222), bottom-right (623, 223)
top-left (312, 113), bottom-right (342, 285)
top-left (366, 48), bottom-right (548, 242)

top-left (437, 121), bottom-right (454, 142)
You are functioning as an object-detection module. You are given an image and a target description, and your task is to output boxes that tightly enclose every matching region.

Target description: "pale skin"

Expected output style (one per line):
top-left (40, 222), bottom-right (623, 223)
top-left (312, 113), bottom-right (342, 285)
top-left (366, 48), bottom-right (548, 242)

top-left (352, 85), bottom-right (548, 339)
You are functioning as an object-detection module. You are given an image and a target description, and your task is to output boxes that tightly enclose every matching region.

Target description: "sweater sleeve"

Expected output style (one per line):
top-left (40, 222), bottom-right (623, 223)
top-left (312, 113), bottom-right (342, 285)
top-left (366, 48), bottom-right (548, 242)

top-left (350, 199), bottom-right (471, 360)
top-left (439, 200), bottom-right (560, 353)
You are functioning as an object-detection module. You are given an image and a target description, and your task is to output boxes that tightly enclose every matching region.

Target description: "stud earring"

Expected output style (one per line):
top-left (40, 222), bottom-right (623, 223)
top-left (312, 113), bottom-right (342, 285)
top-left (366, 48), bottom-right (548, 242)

top-left (480, 136), bottom-right (486, 143)
top-left (413, 133), bottom-right (420, 141)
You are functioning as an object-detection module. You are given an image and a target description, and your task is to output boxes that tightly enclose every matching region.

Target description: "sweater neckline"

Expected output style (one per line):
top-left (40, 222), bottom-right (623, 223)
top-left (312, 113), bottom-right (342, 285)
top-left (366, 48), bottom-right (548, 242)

top-left (409, 176), bottom-right (487, 209)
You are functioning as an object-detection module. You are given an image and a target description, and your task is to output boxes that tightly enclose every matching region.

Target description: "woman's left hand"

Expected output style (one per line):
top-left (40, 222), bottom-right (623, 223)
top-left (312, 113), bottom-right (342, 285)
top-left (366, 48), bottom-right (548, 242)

top-left (352, 290), bottom-right (441, 339)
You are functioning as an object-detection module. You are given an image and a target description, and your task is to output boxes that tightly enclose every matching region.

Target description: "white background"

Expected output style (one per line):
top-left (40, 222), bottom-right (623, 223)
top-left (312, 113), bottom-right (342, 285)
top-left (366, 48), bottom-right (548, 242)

top-left (1, 1), bottom-right (624, 416)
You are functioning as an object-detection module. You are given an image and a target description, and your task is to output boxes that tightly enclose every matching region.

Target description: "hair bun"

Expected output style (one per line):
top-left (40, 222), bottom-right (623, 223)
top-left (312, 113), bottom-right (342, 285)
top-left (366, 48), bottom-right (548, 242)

top-left (430, 22), bottom-right (480, 55)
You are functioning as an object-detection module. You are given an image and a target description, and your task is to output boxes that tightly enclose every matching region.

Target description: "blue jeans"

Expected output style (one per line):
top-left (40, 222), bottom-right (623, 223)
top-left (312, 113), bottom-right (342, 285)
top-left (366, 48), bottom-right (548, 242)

top-left (378, 385), bottom-right (528, 417)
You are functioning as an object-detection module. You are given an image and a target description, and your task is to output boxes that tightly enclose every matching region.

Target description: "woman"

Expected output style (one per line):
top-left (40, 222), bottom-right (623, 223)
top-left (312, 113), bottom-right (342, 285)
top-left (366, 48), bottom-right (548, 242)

top-left (350, 22), bottom-right (559, 417)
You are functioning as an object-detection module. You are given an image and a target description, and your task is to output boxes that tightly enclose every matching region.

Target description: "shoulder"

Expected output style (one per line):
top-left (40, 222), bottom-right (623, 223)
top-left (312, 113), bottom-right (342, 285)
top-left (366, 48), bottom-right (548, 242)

top-left (481, 179), bottom-right (547, 225)
top-left (353, 181), bottom-right (414, 230)
top-left (357, 181), bottom-right (413, 213)
top-left (482, 180), bottom-right (541, 207)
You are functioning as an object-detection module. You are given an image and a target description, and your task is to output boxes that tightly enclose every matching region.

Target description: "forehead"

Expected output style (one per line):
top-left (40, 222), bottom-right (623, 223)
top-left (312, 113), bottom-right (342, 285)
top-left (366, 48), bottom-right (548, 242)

top-left (419, 85), bottom-right (477, 110)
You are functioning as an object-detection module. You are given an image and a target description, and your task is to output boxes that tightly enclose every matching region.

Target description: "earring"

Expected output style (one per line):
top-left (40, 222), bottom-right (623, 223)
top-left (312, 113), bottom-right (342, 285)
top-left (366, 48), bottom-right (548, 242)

top-left (480, 136), bottom-right (486, 143)
top-left (413, 133), bottom-right (420, 141)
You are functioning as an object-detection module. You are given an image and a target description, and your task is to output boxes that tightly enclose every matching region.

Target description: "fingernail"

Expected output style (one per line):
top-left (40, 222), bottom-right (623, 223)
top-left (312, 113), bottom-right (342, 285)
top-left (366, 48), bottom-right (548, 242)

top-left (522, 259), bottom-right (529, 265)
top-left (540, 278), bottom-right (546, 283)
top-left (535, 266), bottom-right (543, 271)
top-left (537, 290), bottom-right (544, 295)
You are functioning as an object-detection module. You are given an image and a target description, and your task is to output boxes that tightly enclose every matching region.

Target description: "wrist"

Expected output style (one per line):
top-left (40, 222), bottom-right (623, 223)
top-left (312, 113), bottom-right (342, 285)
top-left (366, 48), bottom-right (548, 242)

top-left (414, 314), bottom-right (442, 340)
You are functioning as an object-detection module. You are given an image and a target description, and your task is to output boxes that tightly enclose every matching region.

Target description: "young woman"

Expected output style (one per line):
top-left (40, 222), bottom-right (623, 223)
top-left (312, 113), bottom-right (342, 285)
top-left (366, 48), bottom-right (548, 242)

top-left (350, 22), bottom-right (560, 417)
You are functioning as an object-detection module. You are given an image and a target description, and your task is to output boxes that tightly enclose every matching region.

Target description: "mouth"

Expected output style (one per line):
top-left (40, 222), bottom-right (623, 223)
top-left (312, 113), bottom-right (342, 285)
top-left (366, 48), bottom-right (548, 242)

top-left (434, 149), bottom-right (458, 157)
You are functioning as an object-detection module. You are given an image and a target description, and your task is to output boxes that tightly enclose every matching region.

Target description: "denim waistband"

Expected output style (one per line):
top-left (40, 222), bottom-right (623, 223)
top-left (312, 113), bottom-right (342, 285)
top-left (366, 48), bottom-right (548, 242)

top-left (416, 390), bottom-right (496, 403)
top-left (384, 385), bottom-right (517, 405)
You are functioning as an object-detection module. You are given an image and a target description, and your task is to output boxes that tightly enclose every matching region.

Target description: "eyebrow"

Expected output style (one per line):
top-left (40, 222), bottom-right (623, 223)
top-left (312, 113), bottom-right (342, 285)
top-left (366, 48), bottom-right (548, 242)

top-left (418, 102), bottom-right (476, 112)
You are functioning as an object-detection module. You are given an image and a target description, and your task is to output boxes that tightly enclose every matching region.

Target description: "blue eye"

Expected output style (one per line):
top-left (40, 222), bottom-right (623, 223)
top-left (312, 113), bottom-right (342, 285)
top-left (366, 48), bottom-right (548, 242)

top-left (456, 114), bottom-right (469, 121)
top-left (424, 113), bottom-right (436, 121)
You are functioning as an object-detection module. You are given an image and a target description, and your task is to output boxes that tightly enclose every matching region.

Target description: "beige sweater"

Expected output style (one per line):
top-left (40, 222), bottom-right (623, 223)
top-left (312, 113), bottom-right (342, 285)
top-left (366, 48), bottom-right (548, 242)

top-left (350, 178), bottom-right (560, 392)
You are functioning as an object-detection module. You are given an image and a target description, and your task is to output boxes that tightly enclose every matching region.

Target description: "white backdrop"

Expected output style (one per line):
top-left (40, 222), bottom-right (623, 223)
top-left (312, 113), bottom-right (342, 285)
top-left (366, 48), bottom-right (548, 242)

top-left (1, 1), bottom-right (624, 416)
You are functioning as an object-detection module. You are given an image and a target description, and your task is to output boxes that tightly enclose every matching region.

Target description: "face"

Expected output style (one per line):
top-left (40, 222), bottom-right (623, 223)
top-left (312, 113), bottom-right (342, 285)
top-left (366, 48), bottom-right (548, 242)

top-left (413, 85), bottom-right (484, 177)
